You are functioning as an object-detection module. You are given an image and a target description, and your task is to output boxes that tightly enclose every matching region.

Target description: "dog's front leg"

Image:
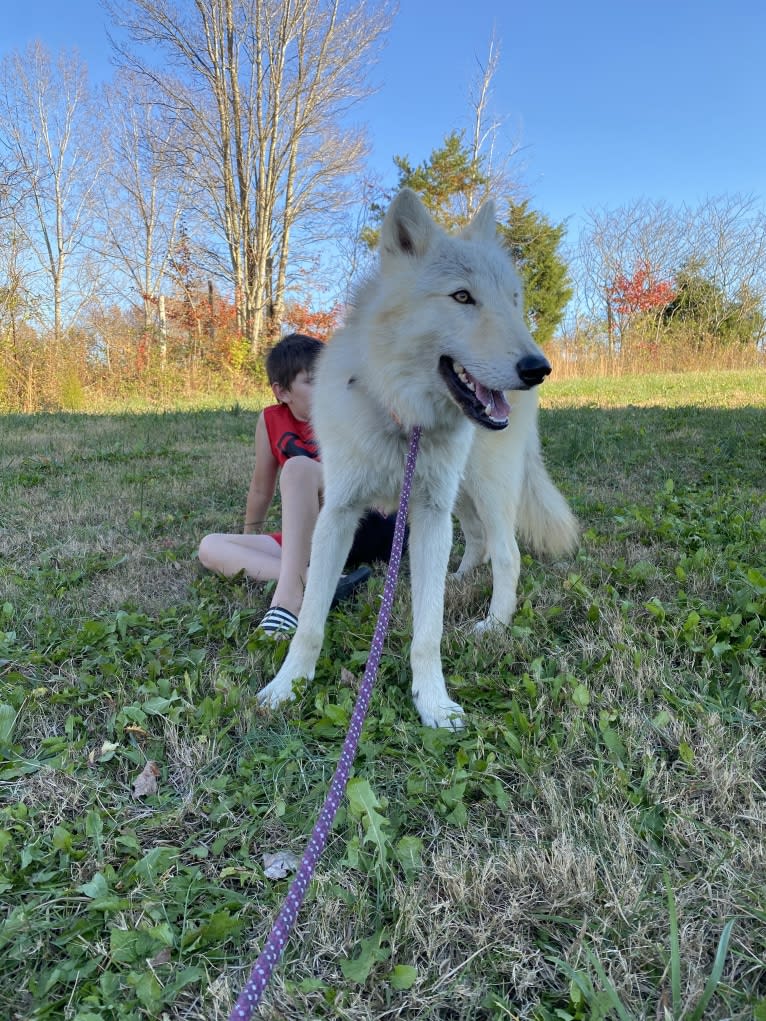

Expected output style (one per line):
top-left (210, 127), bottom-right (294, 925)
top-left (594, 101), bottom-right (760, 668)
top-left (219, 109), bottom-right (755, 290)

top-left (257, 503), bottom-right (360, 708)
top-left (408, 502), bottom-right (465, 729)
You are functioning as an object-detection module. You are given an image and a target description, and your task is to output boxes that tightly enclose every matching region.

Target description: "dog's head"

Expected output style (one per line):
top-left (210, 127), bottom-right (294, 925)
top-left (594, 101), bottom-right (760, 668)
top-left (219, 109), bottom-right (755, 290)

top-left (377, 188), bottom-right (551, 431)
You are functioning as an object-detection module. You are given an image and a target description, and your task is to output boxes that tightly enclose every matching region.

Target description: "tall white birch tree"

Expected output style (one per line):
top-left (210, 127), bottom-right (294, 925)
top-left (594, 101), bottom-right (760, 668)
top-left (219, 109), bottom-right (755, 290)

top-left (107, 0), bottom-right (393, 351)
top-left (0, 42), bottom-right (103, 342)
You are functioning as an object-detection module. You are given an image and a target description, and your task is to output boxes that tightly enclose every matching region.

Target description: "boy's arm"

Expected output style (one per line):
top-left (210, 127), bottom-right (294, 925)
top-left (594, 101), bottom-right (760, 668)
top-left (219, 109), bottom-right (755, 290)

top-left (244, 412), bottom-right (279, 533)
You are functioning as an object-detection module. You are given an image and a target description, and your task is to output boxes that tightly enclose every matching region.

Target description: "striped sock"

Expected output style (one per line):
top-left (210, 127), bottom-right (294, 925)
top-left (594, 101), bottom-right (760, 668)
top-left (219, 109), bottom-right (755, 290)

top-left (259, 606), bottom-right (299, 635)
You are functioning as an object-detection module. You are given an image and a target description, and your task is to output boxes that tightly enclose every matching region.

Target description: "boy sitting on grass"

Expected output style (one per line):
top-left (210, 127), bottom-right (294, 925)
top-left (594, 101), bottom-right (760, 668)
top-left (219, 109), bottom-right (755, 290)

top-left (198, 332), bottom-right (400, 636)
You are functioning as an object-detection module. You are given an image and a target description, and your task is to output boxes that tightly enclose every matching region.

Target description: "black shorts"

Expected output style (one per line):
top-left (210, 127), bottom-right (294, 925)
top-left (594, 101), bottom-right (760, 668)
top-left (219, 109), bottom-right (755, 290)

top-left (346, 510), bottom-right (408, 569)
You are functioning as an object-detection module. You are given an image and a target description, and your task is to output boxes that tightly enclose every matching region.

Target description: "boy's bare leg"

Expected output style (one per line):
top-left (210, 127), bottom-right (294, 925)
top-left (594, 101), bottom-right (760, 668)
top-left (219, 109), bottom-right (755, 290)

top-left (198, 533), bottom-right (282, 580)
top-left (269, 457), bottom-right (323, 617)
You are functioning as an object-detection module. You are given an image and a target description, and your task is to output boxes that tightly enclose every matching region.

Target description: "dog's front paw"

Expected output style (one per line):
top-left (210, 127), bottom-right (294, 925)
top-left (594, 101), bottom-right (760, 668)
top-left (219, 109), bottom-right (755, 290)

top-left (257, 674), bottom-right (299, 709)
top-left (472, 614), bottom-right (504, 636)
top-left (414, 693), bottom-right (465, 730)
top-left (257, 640), bottom-right (319, 710)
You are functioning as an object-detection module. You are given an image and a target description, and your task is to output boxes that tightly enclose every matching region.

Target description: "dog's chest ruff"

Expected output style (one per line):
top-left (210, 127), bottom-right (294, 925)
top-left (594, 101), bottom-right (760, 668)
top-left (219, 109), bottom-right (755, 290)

top-left (355, 376), bottom-right (405, 430)
top-left (335, 373), bottom-right (472, 512)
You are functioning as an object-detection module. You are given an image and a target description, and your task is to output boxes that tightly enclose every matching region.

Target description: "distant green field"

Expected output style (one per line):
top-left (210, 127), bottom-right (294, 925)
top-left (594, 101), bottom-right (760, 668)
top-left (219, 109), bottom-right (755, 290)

top-left (61, 367), bottom-right (766, 416)
top-left (1, 371), bottom-right (764, 1020)
top-left (542, 368), bottom-right (766, 409)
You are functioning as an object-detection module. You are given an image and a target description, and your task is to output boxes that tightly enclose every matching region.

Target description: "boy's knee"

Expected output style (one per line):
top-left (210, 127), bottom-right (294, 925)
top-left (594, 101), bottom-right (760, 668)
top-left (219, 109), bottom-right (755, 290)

top-left (198, 533), bottom-right (217, 567)
top-left (280, 456), bottom-right (321, 491)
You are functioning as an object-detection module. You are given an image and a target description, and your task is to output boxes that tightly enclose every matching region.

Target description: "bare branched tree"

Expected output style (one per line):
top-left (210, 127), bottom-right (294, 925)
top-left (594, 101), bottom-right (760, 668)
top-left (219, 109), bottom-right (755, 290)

top-left (0, 230), bottom-right (35, 351)
top-left (106, 0), bottom-right (394, 351)
top-left (98, 70), bottom-right (191, 334)
top-left (466, 32), bottom-right (524, 218)
top-left (687, 193), bottom-right (766, 333)
top-left (577, 194), bottom-right (766, 350)
top-left (577, 199), bottom-right (687, 350)
top-left (0, 158), bottom-right (24, 341)
top-left (0, 43), bottom-right (103, 342)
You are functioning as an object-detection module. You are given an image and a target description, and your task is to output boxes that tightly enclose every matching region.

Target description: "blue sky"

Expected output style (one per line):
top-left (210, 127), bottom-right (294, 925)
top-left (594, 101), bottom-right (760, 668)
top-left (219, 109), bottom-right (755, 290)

top-left (4, 0), bottom-right (766, 237)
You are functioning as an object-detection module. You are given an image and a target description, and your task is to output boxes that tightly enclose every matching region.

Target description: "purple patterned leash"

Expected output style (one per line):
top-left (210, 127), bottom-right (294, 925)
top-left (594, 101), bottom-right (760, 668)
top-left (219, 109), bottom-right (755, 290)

top-left (229, 425), bottom-right (422, 1021)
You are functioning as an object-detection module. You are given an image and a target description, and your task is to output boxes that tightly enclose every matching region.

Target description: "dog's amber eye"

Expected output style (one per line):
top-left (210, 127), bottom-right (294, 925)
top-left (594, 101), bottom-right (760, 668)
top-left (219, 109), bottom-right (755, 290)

top-left (451, 289), bottom-right (475, 305)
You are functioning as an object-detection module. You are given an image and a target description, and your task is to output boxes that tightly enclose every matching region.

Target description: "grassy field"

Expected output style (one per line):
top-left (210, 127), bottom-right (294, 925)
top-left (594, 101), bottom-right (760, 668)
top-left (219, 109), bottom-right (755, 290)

top-left (1, 369), bottom-right (764, 1020)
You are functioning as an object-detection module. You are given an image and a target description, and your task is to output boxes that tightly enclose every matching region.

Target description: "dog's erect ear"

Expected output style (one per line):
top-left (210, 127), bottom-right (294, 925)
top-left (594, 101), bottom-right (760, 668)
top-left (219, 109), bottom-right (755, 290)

top-left (379, 188), bottom-right (435, 260)
top-left (461, 200), bottom-right (497, 242)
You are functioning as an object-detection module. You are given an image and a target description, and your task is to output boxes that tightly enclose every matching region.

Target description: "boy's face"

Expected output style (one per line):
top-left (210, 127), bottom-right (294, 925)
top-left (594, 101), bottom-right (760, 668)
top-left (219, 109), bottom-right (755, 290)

top-left (272, 368), bottom-right (313, 422)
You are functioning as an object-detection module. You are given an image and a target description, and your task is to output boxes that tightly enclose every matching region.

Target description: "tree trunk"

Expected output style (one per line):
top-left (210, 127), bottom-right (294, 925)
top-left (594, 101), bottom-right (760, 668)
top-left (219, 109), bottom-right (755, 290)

top-left (158, 294), bottom-right (167, 368)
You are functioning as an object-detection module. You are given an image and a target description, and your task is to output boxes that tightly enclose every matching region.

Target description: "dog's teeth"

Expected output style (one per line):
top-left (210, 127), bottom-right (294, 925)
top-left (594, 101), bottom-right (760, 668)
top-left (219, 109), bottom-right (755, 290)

top-left (453, 360), bottom-right (473, 388)
top-left (466, 381), bottom-right (475, 391)
top-left (485, 403), bottom-right (492, 416)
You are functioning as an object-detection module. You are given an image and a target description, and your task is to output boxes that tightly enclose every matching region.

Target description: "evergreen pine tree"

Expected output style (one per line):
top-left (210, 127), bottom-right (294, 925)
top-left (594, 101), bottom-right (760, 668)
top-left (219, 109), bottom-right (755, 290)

top-left (362, 135), bottom-right (572, 344)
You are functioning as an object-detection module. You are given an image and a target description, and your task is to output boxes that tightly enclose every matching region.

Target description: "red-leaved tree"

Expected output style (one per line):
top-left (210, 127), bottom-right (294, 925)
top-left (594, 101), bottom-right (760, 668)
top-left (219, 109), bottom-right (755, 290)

top-left (608, 260), bottom-right (675, 317)
top-left (606, 260), bottom-right (676, 352)
top-left (282, 302), bottom-right (342, 341)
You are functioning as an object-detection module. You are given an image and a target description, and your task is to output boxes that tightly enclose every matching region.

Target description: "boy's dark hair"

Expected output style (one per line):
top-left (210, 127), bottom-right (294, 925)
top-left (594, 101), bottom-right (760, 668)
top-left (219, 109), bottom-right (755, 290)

top-left (265, 333), bottom-right (323, 390)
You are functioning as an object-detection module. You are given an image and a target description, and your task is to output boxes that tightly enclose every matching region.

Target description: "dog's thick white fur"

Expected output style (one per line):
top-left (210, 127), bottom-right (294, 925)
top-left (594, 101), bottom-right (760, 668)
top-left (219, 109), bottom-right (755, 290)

top-left (258, 189), bottom-right (577, 728)
top-left (454, 389), bottom-right (579, 633)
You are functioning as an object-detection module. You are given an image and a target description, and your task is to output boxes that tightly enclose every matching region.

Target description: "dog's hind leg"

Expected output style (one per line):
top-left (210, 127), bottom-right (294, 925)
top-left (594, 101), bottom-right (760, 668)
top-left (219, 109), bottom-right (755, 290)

top-left (456, 442), bottom-right (522, 632)
top-left (452, 488), bottom-right (487, 577)
top-left (475, 514), bottom-right (521, 632)
top-left (257, 502), bottom-right (361, 708)
top-left (408, 502), bottom-right (465, 729)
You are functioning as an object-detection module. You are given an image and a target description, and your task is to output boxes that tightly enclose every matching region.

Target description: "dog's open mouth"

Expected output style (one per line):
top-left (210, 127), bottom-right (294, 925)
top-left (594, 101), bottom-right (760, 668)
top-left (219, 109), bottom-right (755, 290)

top-left (438, 356), bottom-right (510, 430)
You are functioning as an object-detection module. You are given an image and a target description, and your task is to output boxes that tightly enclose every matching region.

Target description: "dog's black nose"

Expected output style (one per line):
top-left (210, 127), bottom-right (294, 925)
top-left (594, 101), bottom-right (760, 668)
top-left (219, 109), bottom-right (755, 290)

top-left (516, 354), bottom-right (551, 387)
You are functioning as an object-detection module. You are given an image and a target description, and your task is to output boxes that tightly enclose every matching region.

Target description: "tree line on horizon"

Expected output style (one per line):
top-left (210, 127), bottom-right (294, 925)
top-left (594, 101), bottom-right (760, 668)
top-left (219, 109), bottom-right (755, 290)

top-left (1, 1), bottom-right (765, 411)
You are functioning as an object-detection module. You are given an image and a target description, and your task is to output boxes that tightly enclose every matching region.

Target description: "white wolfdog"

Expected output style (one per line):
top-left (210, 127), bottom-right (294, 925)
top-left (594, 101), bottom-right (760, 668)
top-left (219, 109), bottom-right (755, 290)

top-left (258, 189), bottom-right (577, 728)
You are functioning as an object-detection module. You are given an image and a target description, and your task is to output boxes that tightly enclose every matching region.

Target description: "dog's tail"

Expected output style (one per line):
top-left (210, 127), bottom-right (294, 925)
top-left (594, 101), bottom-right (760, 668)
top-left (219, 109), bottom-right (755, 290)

top-left (517, 428), bottom-right (579, 559)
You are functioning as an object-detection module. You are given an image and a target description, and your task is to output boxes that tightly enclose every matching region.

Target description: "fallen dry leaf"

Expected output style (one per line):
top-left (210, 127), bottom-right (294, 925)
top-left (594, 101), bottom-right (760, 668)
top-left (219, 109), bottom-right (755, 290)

top-left (340, 667), bottom-right (360, 689)
top-left (132, 760), bottom-right (160, 798)
top-left (656, 987), bottom-right (671, 1020)
top-left (124, 724), bottom-right (149, 738)
top-left (87, 739), bottom-right (121, 768)
top-left (263, 850), bottom-right (299, 879)
top-left (87, 740), bottom-right (120, 768)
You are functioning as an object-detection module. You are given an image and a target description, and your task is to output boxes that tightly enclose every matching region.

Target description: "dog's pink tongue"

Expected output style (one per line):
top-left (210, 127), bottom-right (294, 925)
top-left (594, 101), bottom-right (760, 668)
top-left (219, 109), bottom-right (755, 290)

top-left (475, 382), bottom-right (511, 421)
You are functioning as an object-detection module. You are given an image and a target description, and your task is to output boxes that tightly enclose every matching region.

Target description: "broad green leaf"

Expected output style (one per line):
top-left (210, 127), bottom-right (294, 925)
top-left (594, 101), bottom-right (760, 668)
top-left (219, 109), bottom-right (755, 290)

top-left (394, 836), bottom-right (423, 881)
top-left (110, 923), bottom-right (175, 964)
top-left (339, 930), bottom-right (389, 984)
top-left (130, 969), bottom-right (163, 1010)
top-left (180, 910), bottom-right (243, 950)
top-left (389, 964), bottom-right (417, 990)
top-left (78, 872), bottom-right (110, 899)
top-left (346, 778), bottom-right (390, 863)
top-left (571, 683), bottom-right (590, 708)
top-left (142, 695), bottom-right (179, 716)
top-left (130, 845), bottom-right (180, 884)
top-left (0, 704), bottom-right (17, 744)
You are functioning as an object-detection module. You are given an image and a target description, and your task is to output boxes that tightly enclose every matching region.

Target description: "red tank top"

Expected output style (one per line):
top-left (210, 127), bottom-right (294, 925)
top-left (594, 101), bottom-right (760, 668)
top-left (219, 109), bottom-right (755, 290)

top-left (263, 403), bottom-right (319, 466)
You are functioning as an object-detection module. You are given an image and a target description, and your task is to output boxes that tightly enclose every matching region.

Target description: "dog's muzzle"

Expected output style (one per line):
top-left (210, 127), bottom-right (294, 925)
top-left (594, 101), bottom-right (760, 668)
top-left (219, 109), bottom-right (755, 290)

top-left (438, 356), bottom-right (511, 430)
